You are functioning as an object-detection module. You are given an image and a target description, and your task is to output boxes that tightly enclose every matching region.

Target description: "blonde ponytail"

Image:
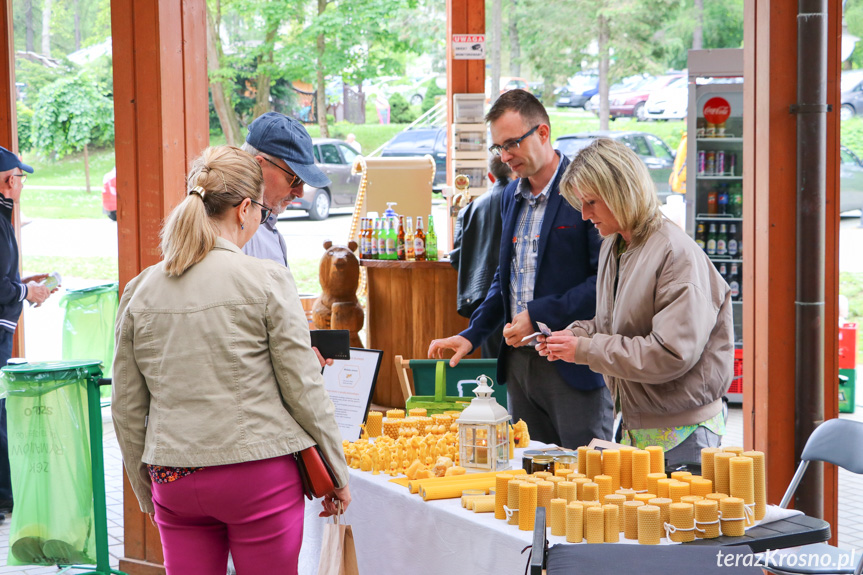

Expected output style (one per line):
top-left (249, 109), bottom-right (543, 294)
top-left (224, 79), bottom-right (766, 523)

top-left (160, 146), bottom-right (263, 276)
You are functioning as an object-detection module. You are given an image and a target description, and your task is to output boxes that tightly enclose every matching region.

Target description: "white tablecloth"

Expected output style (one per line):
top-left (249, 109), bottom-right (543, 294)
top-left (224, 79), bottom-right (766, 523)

top-left (298, 443), bottom-right (546, 575)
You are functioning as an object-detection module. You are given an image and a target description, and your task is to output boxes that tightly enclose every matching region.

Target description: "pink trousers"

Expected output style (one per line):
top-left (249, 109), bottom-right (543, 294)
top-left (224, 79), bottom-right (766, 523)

top-left (152, 454), bottom-right (305, 575)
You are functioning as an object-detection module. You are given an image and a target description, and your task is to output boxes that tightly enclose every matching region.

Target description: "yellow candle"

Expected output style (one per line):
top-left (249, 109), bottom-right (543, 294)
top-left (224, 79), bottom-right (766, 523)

top-left (408, 407), bottom-right (427, 417)
top-left (603, 504), bottom-right (620, 543)
top-left (550, 498), bottom-right (567, 536)
top-left (690, 477), bottom-right (713, 498)
top-left (680, 495), bottom-right (704, 505)
top-left (656, 478), bottom-right (674, 499)
top-left (695, 499), bottom-right (721, 539)
top-left (473, 499), bottom-right (496, 513)
top-left (421, 479), bottom-right (496, 500)
top-left (495, 473), bottom-right (514, 520)
top-left (566, 472), bottom-right (586, 481)
top-left (713, 452), bottom-right (736, 496)
top-left (507, 479), bottom-right (524, 525)
top-left (616, 488), bottom-right (636, 501)
top-left (555, 468), bottom-right (574, 478)
top-left (743, 450), bottom-right (766, 521)
top-left (537, 481), bottom-right (554, 514)
top-left (701, 447), bottom-right (720, 483)
top-left (619, 446), bottom-right (634, 489)
top-left (637, 505), bottom-right (662, 545)
top-left (670, 471), bottom-right (692, 482)
top-left (632, 450), bottom-right (650, 492)
top-left (669, 481), bottom-right (691, 503)
top-left (585, 506), bottom-right (605, 543)
top-left (729, 456), bottom-right (755, 526)
top-left (582, 482), bottom-right (599, 502)
top-left (366, 411), bottom-right (383, 437)
top-left (519, 482), bottom-right (538, 531)
top-left (645, 445), bottom-right (665, 474)
top-left (558, 481), bottom-right (577, 503)
top-left (720, 497), bottom-right (746, 536)
top-left (594, 474), bottom-right (613, 502)
top-left (566, 501), bottom-right (584, 543)
top-left (723, 446), bottom-right (744, 456)
top-left (586, 449), bottom-right (603, 480)
top-left (634, 493), bottom-right (657, 504)
top-left (573, 477), bottom-right (591, 501)
top-left (548, 475), bottom-right (564, 498)
top-left (647, 472), bottom-right (667, 496)
top-left (386, 408), bottom-right (405, 419)
top-left (623, 500), bottom-right (644, 540)
top-left (534, 471), bottom-right (553, 480)
top-left (577, 446), bottom-right (590, 475)
top-left (604, 494), bottom-right (626, 532)
top-left (668, 503), bottom-right (696, 542)
top-left (705, 492), bottom-right (729, 502)
top-left (602, 449), bottom-right (621, 492)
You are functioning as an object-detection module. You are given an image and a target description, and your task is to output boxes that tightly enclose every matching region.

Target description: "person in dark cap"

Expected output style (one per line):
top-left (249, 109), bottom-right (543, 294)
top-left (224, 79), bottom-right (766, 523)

top-left (241, 112), bottom-right (332, 266)
top-left (0, 146), bottom-right (58, 520)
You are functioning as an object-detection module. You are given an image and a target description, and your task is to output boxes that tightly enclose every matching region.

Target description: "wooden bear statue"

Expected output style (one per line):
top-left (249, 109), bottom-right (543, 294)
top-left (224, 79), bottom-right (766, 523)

top-left (312, 240), bottom-right (364, 348)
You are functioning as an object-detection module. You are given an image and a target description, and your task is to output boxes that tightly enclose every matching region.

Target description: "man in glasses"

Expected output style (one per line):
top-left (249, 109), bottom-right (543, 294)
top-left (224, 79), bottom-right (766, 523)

top-left (241, 112), bottom-right (332, 267)
top-left (428, 90), bottom-right (611, 449)
top-left (0, 146), bottom-right (58, 521)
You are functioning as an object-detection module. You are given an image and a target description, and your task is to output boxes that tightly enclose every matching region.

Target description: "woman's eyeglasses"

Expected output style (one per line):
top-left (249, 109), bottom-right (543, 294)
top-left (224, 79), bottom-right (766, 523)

top-left (234, 198), bottom-right (273, 224)
top-left (263, 157), bottom-right (304, 188)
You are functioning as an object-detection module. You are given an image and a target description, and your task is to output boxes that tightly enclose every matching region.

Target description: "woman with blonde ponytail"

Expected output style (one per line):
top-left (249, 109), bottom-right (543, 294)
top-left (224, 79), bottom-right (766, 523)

top-left (112, 145), bottom-right (351, 574)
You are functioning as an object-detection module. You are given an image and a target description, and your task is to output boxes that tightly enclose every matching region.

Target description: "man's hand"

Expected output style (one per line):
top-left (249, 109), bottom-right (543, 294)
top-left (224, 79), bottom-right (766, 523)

top-left (502, 310), bottom-right (535, 348)
top-left (21, 273), bottom-right (48, 284)
top-left (312, 346), bottom-right (334, 368)
top-left (25, 282), bottom-right (50, 307)
top-left (537, 331), bottom-right (579, 363)
top-left (428, 335), bottom-right (472, 367)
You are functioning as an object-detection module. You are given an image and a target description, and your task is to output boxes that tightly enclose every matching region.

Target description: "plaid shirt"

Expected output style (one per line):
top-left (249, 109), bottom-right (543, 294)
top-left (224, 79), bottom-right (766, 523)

top-left (509, 161), bottom-right (562, 319)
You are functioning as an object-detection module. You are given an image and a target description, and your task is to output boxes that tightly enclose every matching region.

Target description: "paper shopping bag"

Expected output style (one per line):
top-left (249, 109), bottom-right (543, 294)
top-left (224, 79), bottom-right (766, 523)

top-left (317, 512), bottom-right (358, 575)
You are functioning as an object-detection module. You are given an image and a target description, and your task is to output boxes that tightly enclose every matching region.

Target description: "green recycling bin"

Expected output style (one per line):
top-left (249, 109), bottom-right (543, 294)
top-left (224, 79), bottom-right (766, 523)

top-left (59, 283), bottom-right (119, 399)
top-left (0, 361), bottom-right (103, 568)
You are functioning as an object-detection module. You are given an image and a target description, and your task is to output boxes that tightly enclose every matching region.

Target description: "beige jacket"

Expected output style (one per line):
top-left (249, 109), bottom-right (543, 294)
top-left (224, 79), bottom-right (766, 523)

top-left (112, 238), bottom-right (349, 513)
top-left (569, 218), bottom-right (733, 430)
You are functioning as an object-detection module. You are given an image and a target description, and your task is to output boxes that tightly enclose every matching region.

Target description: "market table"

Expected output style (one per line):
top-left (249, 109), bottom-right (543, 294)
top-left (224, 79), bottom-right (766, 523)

top-left (298, 443), bottom-right (832, 575)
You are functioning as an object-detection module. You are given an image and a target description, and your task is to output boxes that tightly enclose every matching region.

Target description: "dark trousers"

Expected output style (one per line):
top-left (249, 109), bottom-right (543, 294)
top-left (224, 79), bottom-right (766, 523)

top-left (504, 346), bottom-right (613, 450)
top-left (0, 328), bottom-right (14, 502)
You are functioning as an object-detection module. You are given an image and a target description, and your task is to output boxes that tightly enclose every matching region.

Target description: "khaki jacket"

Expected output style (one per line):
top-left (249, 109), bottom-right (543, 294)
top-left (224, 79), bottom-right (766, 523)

top-left (113, 238), bottom-right (348, 513)
top-left (569, 219), bottom-right (733, 430)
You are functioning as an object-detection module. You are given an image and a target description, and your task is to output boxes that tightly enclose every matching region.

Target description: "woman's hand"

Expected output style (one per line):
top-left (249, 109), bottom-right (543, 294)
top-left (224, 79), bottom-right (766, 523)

top-left (319, 484), bottom-right (352, 517)
top-left (538, 331), bottom-right (579, 363)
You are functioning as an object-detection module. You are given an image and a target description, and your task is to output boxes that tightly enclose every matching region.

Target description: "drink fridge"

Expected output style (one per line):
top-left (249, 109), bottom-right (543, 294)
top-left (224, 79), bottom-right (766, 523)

top-left (686, 49), bottom-right (744, 403)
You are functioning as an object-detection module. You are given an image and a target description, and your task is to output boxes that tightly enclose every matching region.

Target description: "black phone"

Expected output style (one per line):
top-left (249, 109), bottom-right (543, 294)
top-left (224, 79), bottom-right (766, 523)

top-left (310, 330), bottom-right (351, 360)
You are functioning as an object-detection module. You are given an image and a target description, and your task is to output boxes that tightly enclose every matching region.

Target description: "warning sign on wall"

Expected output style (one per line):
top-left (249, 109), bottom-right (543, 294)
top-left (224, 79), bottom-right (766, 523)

top-left (453, 34), bottom-right (486, 60)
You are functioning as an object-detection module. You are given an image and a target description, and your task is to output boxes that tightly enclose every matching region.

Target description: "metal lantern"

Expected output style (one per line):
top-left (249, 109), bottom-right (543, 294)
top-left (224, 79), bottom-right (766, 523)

top-left (457, 374), bottom-right (511, 471)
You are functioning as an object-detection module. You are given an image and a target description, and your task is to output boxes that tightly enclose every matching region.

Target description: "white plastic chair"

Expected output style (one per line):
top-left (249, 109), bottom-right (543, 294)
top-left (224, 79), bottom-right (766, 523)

top-left (761, 418), bottom-right (863, 575)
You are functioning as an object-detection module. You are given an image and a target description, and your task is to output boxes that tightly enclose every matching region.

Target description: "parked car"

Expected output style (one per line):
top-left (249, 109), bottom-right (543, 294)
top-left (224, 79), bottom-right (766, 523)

top-left (840, 70), bottom-right (863, 121)
top-left (555, 74), bottom-right (600, 109)
top-left (643, 75), bottom-right (689, 121)
top-left (283, 138), bottom-right (363, 220)
top-left (608, 74), bottom-right (684, 121)
top-left (380, 127), bottom-right (448, 191)
top-left (554, 131), bottom-right (676, 201)
top-left (485, 76), bottom-right (530, 102)
top-left (840, 145), bottom-right (863, 213)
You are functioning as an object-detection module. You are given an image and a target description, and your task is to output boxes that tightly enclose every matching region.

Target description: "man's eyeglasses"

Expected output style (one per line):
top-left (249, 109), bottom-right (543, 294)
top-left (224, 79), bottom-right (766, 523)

top-left (11, 173), bottom-right (27, 184)
top-left (262, 157), bottom-right (304, 188)
top-left (234, 198), bottom-right (273, 224)
top-left (488, 125), bottom-right (540, 157)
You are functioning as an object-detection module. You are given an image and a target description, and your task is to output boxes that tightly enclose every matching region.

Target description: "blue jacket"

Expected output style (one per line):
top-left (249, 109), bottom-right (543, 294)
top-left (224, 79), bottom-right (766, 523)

top-left (0, 197), bottom-right (27, 333)
top-left (459, 153), bottom-right (605, 391)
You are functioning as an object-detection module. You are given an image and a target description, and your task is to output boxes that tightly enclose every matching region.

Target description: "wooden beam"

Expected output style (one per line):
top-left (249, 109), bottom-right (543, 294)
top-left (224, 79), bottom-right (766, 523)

top-left (111, 1), bottom-right (209, 572)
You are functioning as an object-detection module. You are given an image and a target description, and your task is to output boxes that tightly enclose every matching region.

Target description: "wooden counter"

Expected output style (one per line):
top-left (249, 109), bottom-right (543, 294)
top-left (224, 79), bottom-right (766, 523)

top-left (362, 258), bottom-right (478, 407)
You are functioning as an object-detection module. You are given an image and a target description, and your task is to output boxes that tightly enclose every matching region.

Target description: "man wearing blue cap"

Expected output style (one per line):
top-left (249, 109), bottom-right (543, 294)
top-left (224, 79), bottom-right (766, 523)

top-left (0, 146), bottom-right (57, 519)
top-left (241, 112), bottom-right (332, 266)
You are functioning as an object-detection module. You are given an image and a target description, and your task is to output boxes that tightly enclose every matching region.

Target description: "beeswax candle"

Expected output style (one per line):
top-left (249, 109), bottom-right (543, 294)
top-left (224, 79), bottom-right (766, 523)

top-left (742, 450), bottom-right (766, 521)
top-left (537, 481), bottom-right (554, 514)
top-left (594, 474), bottom-right (613, 502)
top-left (729, 456), bottom-right (755, 526)
top-left (421, 479), bottom-right (495, 501)
top-left (577, 446), bottom-right (590, 475)
top-left (680, 495), bottom-right (704, 505)
top-left (648, 497), bottom-right (672, 528)
top-left (646, 446), bottom-right (665, 474)
top-left (701, 447), bottom-right (720, 483)
top-left (366, 411), bottom-right (382, 437)
top-left (705, 492), bottom-right (729, 502)
top-left (604, 494), bottom-right (626, 532)
top-left (550, 498), bottom-right (567, 536)
top-left (408, 407), bottom-right (427, 417)
top-left (495, 473), bottom-right (514, 520)
top-left (473, 499), bottom-right (496, 513)
top-left (713, 452), bottom-right (736, 496)
top-left (632, 450), bottom-right (650, 492)
top-left (720, 497), bottom-right (746, 536)
top-left (694, 499), bottom-right (720, 539)
top-left (623, 500), bottom-right (644, 540)
top-left (723, 446), bottom-right (744, 456)
top-left (647, 472), bottom-right (667, 496)
top-left (586, 449), bottom-right (603, 480)
top-left (566, 472), bottom-right (586, 481)
top-left (634, 493), bottom-right (657, 504)
top-left (558, 481), bottom-right (576, 503)
top-left (548, 475), bottom-right (564, 497)
top-left (668, 503), bottom-right (696, 543)
top-left (637, 505), bottom-right (662, 545)
top-left (585, 506), bottom-right (605, 543)
top-left (616, 488), bottom-right (636, 501)
top-left (386, 409), bottom-right (405, 419)
top-left (670, 471), bottom-right (692, 482)
top-left (602, 449), bottom-right (621, 491)
top-left (573, 477), bottom-right (591, 501)
top-left (556, 468), bottom-right (574, 478)
top-left (519, 482), bottom-right (538, 531)
top-left (566, 502), bottom-right (584, 543)
top-left (582, 482), bottom-right (599, 502)
top-left (620, 446), bottom-right (634, 489)
top-left (656, 478), bottom-right (674, 499)
top-left (690, 478), bottom-right (713, 498)
top-left (669, 481), bottom-right (690, 503)
top-left (507, 479), bottom-right (524, 525)
top-left (603, 504), bottom-right (620, 543)
top-left (408, 468), bottom-right (526, 494)
top-left (534, 471), bottom-right (552, 480)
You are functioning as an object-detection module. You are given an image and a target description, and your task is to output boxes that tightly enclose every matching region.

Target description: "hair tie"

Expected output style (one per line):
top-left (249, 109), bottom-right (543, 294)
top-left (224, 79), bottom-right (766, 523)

top-left (189, 185), bottom-right (206, 199)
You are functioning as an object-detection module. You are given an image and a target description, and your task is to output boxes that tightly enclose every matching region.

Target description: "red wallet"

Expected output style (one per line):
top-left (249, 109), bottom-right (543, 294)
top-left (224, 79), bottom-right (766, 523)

top-left (294, 445), bottom-right (337, 500)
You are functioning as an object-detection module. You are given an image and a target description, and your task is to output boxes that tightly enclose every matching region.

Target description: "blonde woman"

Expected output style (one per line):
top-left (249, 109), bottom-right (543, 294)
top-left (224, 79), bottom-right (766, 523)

top-left (112, 146), bottom-right (350, 575)
top-left (537, 138), bottom-right (733, 468)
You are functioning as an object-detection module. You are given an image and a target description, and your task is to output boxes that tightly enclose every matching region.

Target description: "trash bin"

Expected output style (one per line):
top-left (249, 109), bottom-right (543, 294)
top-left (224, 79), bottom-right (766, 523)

top-left (59, 283), bottom-right (119, 399)
top-left (840, 368), bottom-right (856, 414)
top-left (0, 360), bottom-right (103, 567)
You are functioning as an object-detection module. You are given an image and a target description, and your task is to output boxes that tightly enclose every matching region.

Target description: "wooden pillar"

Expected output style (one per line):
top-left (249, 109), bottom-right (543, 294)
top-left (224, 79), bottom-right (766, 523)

top-left (111, 1), bottom-right (209, 572)
top-left (0, 0), bottom-right (25, 358)
top-left (745, 0), bottom-right (840, 542)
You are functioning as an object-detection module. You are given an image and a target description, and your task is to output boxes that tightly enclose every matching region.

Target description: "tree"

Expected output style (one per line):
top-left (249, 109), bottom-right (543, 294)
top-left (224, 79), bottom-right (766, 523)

top-left (41, 0), bottom-right (51, 56)
top-left (489, 0), bottom-right (502, 104)
top-left (509, 0), bottom-right (520, 77)
top-left (30, 74), bottom-right (114, 192)
top-left (206, 1), bottom-right (243, 146)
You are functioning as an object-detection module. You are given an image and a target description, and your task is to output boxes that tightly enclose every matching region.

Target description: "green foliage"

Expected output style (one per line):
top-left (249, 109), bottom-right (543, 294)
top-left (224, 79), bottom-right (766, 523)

top-left (421, 78), bottom-right (446, 113)
top-left (14, 59), bottom-right (71, 105)
top-left (16, 102), bottom-right (34, 152)
top-left (840, 273), bottom-right (863, 360)
top-left (388, 92), bottom-right (416, 124)
top-left (30, 74), bottom-right (114, 158)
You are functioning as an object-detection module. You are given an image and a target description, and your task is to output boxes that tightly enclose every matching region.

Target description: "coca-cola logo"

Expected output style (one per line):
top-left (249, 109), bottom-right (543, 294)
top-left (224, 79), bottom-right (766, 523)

top-left (703, 97), bottom-right (731, 124)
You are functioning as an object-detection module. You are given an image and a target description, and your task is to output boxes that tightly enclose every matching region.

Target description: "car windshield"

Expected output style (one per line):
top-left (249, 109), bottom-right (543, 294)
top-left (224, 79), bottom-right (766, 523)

top-left (841, 71), bottom-right (863, 92)
top-left (555, 137), bottom-right (597, 158)
top-left (643, 75), bottom-right (681, 91)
